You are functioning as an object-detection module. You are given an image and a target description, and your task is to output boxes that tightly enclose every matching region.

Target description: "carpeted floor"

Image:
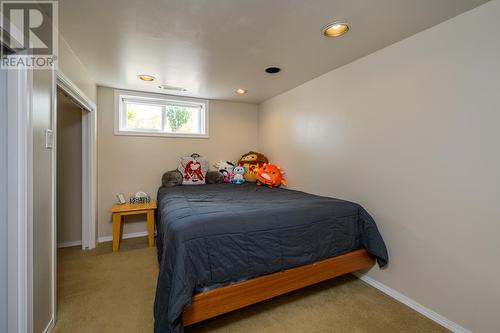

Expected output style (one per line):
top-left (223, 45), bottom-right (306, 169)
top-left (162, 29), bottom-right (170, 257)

top-left (54, 237), bottom-right (448, 333)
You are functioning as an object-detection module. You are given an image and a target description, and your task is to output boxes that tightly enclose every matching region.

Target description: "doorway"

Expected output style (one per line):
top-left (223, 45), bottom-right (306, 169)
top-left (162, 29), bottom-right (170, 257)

top-left (56, 73), bottom-right (97, 250)
top-left (56, 90), bottom-right (84, 248)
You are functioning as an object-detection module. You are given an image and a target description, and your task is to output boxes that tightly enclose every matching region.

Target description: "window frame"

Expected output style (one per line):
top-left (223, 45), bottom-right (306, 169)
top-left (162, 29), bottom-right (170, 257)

top-left (114, 89), bottom-right (209, 138)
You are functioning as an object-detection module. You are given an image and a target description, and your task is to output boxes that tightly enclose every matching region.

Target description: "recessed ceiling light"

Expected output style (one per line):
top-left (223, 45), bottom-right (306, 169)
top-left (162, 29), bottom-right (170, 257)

top-left (235, 88), bottom-right (248, 95)
top-left (322, 21), bottom-right (349, 38)
top-left (265, 67), bottom-right (281, 74)
top-left (138, 74), bottom-right (155, 81)
top-left (158, 84), bottom-right (187, 92)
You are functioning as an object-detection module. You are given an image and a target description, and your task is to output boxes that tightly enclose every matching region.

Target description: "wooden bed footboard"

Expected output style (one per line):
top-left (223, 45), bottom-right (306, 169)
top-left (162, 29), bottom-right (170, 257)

top-left (183, 249), bottom-right (375, 326)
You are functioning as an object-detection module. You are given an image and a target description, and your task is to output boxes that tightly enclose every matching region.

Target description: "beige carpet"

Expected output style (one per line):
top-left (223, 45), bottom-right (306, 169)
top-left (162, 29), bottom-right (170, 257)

top-left (54, 237), bottom-right (448, 333)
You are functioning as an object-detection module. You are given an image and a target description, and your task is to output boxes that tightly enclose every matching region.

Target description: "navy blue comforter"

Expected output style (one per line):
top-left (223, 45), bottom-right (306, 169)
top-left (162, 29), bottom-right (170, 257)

top-left (154, 183), bottom-right (388, 332)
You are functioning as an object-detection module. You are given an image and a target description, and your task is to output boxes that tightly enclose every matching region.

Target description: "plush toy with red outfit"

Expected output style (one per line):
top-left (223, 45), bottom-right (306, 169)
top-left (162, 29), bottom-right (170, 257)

top-left (256, 164), bottom-right (287, 188)
top-left (178, 153), bottom-right (208, 185)
top-left (183, 159), bottom-right (204, 182)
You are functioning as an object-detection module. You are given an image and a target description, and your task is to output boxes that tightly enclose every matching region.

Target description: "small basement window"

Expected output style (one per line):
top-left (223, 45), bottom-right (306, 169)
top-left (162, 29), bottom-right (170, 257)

top-left (114, 90), bottom-right (208, 138)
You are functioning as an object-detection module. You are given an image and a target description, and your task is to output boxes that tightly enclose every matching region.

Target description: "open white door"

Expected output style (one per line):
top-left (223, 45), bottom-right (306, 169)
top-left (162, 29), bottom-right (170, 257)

top-left (4, 62), bottom-right (34, 333)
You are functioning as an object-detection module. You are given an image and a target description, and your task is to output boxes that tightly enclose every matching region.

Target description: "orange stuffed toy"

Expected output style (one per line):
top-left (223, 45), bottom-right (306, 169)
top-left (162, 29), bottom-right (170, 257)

top-left (256, 164), bottom-right (287, 188)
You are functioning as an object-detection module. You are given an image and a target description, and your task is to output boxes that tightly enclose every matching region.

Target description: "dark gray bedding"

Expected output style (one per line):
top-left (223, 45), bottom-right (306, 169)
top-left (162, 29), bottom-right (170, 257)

top-left (154, 183), bottom-right (388, 333)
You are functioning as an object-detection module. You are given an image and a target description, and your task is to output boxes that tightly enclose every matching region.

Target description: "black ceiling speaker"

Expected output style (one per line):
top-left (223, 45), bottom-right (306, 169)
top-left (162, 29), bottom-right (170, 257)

top-left (265, 67), bottom-right (281, 74)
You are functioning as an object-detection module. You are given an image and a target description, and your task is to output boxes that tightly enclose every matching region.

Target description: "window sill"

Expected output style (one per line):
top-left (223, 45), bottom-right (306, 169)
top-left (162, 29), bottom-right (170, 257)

top-left (113, 130), bottom-right (209, 139)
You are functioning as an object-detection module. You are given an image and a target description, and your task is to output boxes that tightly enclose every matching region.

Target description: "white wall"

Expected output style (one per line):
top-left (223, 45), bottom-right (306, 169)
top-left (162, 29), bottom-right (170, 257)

top-left (258, 1), bottom-right (500, 332)
top-left (97, 87), bottom-right (259, 239)
top-left (58, 35), bottom-right (96, 103)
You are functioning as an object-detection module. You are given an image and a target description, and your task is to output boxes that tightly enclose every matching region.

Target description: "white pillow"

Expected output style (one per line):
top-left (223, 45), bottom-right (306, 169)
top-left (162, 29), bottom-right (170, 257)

top-left (178, 155), bottom-right (209, 185)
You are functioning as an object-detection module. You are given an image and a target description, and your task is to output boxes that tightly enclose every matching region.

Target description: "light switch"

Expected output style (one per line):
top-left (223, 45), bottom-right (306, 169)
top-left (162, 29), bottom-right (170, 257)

top-left (45, 129), bottom-right (53, 149)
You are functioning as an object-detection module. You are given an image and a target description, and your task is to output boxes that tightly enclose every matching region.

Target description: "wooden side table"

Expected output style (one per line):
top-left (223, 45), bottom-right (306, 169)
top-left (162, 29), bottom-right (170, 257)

top-left (109, 200), bottom-right (157, 252)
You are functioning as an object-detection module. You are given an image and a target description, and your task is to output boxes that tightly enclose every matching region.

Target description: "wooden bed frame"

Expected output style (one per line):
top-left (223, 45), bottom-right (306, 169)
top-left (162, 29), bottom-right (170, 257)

top-left (183, 249), bottom-right (374, 326)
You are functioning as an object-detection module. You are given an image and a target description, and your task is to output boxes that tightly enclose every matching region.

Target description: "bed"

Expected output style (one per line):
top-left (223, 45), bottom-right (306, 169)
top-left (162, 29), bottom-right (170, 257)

top-left (154, 183), bottom-right (388, 333)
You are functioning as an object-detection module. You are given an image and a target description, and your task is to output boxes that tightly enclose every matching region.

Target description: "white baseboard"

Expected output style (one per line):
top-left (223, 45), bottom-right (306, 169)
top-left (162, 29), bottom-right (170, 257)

top-left (98, 230), bottom-right (150, 243)
top-left (353, 272), bottom-right (471, 333)
top-left (59, 231), bottom-right (153, 247)
top-left (57, 240), bottom-right (82, 248)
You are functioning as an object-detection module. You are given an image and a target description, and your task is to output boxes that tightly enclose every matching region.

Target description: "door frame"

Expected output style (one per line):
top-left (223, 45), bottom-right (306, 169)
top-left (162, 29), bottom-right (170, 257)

top-left (55, 71), bottom-right (97, 250)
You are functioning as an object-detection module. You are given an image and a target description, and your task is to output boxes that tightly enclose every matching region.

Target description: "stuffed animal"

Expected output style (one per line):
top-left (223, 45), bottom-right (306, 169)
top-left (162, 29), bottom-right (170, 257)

top-left (161, 170), bottom-right (183, 187)
top-left (214, 160), bottom-right (235, 183)
top-left (256, 164), bottom-right (287, 188)
top-left (231, 166), bottom-right (246, 185)
top-left (237, 151), bottom-right (269, 182)
top-left (178, 153), bottom-right (209, 185)
top-left (205, 170), bottom-right (224, 184)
